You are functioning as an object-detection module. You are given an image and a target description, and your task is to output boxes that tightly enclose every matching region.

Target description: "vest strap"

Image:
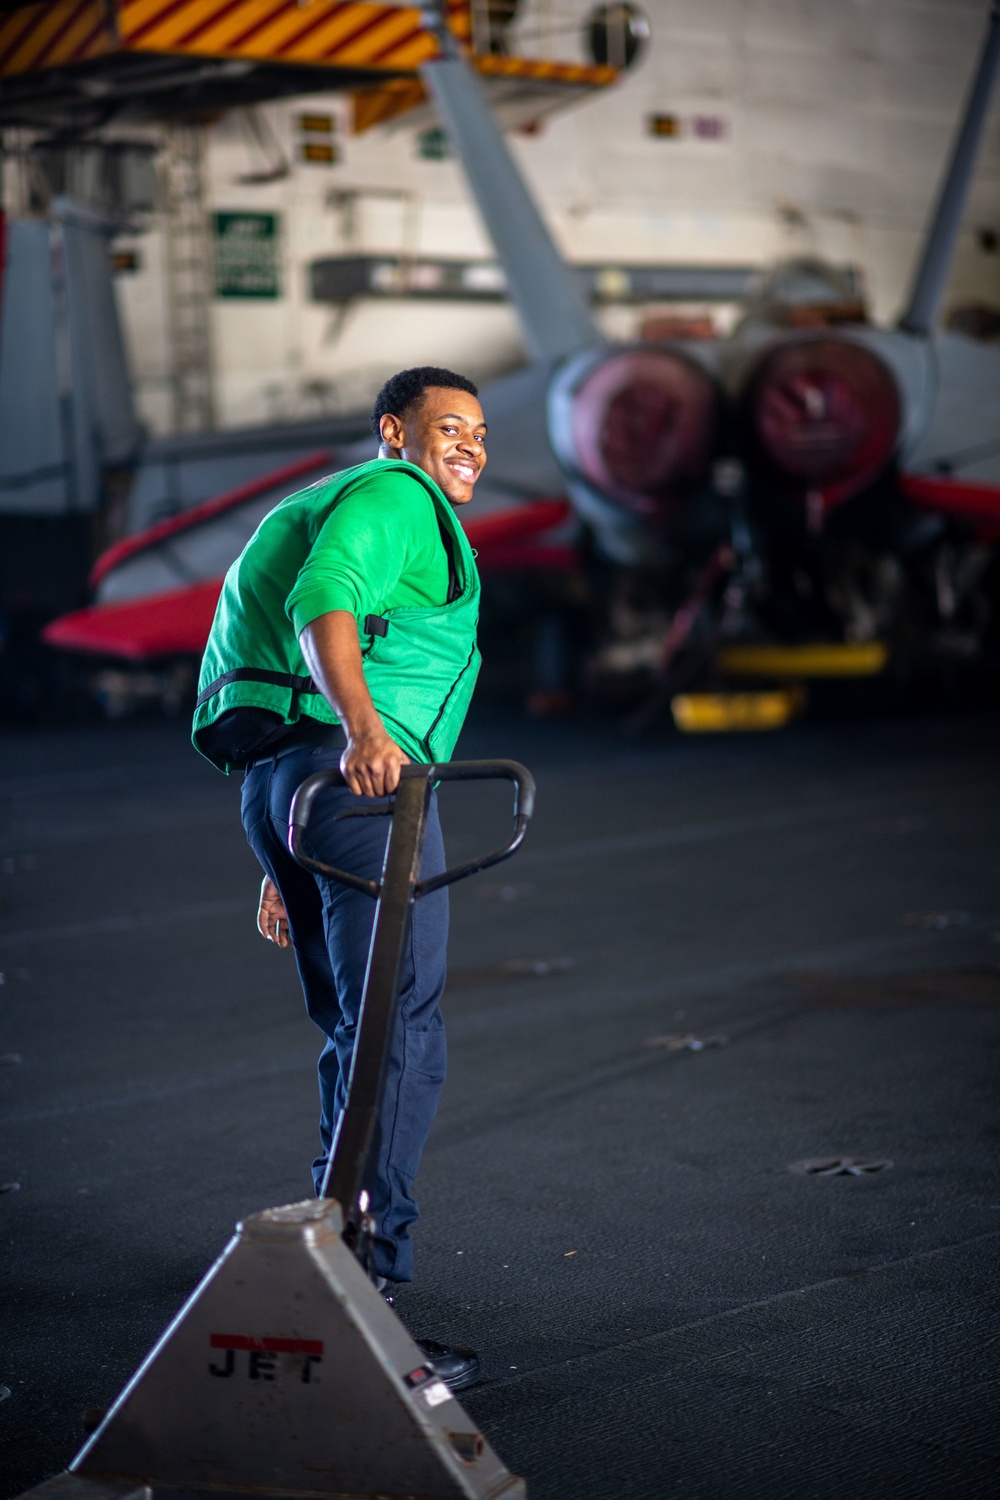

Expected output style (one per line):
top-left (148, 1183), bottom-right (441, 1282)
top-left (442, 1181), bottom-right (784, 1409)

top-left (197, 620), bottom-right (389, 708)
top-left (196, 667), bottom-right (316, 708)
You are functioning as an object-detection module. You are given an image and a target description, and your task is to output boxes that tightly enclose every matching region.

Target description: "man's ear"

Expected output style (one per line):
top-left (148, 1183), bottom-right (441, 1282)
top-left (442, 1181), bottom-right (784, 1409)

top-left (379, 413), bottom-right (405, 450)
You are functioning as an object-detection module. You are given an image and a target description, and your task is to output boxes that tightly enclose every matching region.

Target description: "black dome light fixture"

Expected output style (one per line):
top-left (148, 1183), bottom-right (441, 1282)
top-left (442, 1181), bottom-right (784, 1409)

top-left (586, 3), bottom-right (651, 70)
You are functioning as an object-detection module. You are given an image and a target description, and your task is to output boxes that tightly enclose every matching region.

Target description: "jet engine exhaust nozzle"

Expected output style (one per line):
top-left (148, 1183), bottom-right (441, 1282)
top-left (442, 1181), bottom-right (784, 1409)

top-left (550, 347), bottom-right (720, 517)
top-left (746, 337), bottom-right (900, 498)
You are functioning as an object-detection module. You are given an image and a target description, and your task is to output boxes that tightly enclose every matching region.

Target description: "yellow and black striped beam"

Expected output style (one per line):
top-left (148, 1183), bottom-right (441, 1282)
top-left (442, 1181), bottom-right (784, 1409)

top-left (117, 0), bottom-right (470, 71)
top-left (1, 0), bottom-right (617, 129)
top-left (0, 0), bottom-right (112, 78)
top-left (0, 0), bottom-right (470, 77)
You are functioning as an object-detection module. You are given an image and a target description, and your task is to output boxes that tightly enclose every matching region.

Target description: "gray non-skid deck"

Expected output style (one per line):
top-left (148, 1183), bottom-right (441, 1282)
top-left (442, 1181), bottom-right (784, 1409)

top-left (1, 705), bottom-right (998, 1498)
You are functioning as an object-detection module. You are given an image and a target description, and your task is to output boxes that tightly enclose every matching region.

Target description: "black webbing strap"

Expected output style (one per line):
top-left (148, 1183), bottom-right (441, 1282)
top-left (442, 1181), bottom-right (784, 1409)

top-left (436, 518), bottom-right (461, 603)
top-left (195, 667), bottom-right (316, 708)
top-left (196, 618), bottom-right (391, 708)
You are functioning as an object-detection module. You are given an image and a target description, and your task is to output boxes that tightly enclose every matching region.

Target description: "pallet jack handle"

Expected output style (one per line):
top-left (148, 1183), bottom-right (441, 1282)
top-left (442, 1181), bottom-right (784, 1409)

top-left (286, 758), bottom-right (536, 1222)
top-left (287, 758), bottom-right (536, 897)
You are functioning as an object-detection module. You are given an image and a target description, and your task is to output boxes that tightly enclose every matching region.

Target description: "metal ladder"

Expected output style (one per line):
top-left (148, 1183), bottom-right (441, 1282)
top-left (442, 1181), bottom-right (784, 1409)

top-left (163, 123), bottom-right (216, 433)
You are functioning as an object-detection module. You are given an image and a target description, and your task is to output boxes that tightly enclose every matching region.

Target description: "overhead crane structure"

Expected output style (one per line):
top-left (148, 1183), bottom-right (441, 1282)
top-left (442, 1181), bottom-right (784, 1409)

top-left (0, 0), bottom-right (621, 130)
top-left (0, 0), bottom-right (625, 456)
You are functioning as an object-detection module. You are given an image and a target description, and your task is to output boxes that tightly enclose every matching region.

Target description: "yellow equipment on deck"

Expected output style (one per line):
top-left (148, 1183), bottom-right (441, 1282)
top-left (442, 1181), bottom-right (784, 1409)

top-left (717, 641), bottom-right (889, 679)
top-left (671, 640), bottom-right (888, 733)
top-left (671, 687), bottom-right (808, 734)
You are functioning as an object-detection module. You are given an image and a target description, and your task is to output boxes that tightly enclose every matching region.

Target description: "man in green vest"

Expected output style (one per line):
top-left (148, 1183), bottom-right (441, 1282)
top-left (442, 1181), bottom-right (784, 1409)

top-left (193, 367), bottom-right (486, 1391)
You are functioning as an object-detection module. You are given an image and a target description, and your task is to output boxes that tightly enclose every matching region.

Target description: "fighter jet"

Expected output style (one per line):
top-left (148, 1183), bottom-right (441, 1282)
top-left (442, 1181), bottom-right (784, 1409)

top-left (417, 0), bottom-right (1000, 721)
top-left (704, 1), bottom-right (1000, 714)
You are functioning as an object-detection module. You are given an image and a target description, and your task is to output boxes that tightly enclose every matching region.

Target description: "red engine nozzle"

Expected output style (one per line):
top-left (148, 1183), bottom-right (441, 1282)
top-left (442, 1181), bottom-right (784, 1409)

top-left (747, 337), bottom-right (900, 495)
top-left (569, 348), bottom-right (718, 514)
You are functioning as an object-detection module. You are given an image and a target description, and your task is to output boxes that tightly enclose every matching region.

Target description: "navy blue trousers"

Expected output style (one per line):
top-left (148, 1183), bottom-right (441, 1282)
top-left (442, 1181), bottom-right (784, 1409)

top-left (241, 741), bottom-right (448, 1283)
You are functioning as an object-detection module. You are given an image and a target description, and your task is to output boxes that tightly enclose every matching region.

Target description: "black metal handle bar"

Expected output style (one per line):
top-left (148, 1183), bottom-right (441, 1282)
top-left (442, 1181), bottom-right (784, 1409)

top-left (287, 758), bottom-right (536, 896)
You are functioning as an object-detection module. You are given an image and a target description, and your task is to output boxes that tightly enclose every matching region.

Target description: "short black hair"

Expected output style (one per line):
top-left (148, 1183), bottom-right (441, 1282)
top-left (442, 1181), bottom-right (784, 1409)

top-left (370, 366), bottom-right (479, 437)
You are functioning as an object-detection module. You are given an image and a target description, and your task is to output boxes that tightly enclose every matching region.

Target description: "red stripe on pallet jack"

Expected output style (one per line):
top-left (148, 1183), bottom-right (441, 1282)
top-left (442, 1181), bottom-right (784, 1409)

top-left (210, 1333), bottom-right (324, 1355)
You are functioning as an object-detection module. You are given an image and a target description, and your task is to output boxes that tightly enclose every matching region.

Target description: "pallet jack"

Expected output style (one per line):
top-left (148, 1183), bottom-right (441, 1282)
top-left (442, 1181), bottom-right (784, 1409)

top-left (20, 759), bottom-right (535, 1500)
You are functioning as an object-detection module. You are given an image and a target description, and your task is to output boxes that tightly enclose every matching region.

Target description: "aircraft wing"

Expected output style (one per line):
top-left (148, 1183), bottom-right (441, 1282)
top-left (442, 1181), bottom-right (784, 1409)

top-left (43, 446), bottom-right (575, 662)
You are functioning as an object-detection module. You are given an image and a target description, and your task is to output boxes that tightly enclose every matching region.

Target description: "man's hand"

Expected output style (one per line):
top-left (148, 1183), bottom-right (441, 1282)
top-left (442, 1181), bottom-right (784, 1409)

top-left (341, 728), bottom-right (410, 798)
top-left (258, 875), bottom-right (292, 948)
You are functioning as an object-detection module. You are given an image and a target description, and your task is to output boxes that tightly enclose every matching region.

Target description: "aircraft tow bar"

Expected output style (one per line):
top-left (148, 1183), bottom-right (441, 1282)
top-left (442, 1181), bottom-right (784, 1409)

top-left (18, 759), bottom-right (535, 1500)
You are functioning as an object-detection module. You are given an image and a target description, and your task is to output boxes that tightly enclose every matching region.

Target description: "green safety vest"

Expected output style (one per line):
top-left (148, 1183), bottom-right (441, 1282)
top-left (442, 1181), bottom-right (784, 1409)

top-left (192, 460), bottom-right (481, 773)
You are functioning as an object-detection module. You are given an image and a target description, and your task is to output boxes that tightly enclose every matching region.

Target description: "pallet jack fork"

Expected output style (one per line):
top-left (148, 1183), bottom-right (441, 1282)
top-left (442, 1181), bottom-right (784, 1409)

top-left (21, 759), bottom-right (535, 1500)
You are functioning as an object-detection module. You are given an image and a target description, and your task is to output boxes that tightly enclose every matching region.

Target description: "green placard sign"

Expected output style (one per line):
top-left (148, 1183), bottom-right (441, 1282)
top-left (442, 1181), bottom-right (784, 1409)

top-left (213, 212), bottom-right (280, 299)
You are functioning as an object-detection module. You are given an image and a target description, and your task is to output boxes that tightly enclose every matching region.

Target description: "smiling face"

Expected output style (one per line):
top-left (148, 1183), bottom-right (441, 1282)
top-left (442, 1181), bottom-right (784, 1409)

top-left (378, 385), bottom-right (487, 506)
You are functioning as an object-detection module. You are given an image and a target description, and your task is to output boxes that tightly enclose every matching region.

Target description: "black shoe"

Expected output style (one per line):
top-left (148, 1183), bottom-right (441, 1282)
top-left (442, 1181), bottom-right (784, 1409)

top-left (373, 1278), bottom-right (481, 1391)
top-left (417, 1338), bottom-right (481, 1393)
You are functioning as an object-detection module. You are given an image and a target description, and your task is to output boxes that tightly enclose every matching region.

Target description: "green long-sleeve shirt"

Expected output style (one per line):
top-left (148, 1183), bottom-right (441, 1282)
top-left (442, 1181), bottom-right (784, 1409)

top-left (285, 465), bottom-right (451, 633)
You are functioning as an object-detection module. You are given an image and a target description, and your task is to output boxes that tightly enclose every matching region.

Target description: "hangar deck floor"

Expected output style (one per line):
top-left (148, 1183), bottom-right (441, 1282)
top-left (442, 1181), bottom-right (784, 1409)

top-left (1, 704), bottom-right (998, 1499)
